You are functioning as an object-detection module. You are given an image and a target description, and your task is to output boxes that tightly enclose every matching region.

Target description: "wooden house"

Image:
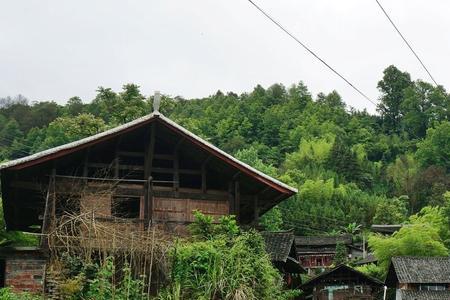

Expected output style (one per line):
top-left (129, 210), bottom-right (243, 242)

top-left (385, 256), bottom-right (450, 300)
top-left (0, 111), bottom-right (297, 292)
top-left (295, 235), bottom-right (352, 273)
top-left (300, 264), bottom-right (384, 300)
top-left (261, 230), bottom-right (306, 288)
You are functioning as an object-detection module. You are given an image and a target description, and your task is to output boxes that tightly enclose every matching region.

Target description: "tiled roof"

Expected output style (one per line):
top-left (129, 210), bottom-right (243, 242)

top-left (261, 231), bottom-right (295, 262)
top-left (391, 257), bottom-right (450, 284)
top-left (301, 264), bottom-right (384, 289)
top-left (295, 234), bottom-right (352, 246)
top-left (400, 290), bottom-right (450, 300)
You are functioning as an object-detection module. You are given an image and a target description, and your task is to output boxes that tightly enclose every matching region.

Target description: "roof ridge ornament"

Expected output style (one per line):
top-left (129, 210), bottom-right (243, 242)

top-left (153, 91), bottom-right (161, 113)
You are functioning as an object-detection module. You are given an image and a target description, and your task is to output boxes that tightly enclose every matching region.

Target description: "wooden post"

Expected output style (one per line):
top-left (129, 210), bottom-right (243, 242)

top-left (144, 124), bottom-right (156, 179)
top-left (40, 176), bottom-right (53, 247)
top-left (173, 151), bottom-right (179, 195)
top-left (50, 168), bottom-right (56, 221)
top-left (83, 148), bottom-right (90, 185)
top-left (144, 176), bottom-right (152, 223)
top-left (148, 177), bottom-right (153, 225)
top-left (173, 138), bottom-right (184, 194)
top-left (114, 137), bottom-right (122, 179)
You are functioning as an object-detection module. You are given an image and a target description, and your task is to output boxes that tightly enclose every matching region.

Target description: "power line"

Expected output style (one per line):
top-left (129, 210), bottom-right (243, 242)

top-left (246, 0), bottom-right (377, 106)
top-left (374, 0), bottom-right (439, 86)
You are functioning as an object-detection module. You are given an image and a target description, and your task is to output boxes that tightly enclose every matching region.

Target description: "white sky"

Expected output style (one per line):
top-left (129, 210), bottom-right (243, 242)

top-left (1, 0), bottom-right (449, 113)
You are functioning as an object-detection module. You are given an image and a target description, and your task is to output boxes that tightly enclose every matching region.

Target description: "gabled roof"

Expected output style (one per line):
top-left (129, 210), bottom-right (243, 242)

top-left (0, 112), bottom-right (296, 194)
top-left (371, 224), bottom-right (402, 234)
top-left (300, 264), bottom-right (384, 289)
top-left (295, 234), bottom-right (352, 247)
top-left (386, 257), bottom-right (450, 285)
top-left (400, 290), bottom-right (450, 300)
top-left (261, 230), bottom-right (295, 262)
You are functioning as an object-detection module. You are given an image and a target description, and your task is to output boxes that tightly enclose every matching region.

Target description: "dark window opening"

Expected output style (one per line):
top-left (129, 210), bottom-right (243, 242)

top-left (111, 197), bottom-right (140, 219)
top-left (0, 260), bottom-right (5, 288)
top-left (179, 174), bottom-right (201, 189)
top-left (56, 196), bottom-right (81, 216)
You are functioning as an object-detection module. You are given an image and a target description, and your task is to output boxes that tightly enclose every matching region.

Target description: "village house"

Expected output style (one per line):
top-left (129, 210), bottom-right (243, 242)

top-left (261, 230), bottom-right (306, 288)
top-left (385, 256), bottom-right (450, 300)
top-left (300, 264), bottom-right (384, 300)
top-left (295, 235), bottom-right (353, 273)
top-left (0, 106), bottom-right (297, 293)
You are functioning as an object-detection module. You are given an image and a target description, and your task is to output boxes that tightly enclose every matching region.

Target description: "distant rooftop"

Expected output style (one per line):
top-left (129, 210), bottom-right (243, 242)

top-left (386, 256), bottom-right (450, 286)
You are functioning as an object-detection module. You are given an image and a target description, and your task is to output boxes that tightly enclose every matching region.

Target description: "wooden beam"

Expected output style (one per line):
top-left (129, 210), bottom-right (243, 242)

top-left (118, 151), bottom-right (145, 157)
top-left (88, 163), bottom-right (144, 171)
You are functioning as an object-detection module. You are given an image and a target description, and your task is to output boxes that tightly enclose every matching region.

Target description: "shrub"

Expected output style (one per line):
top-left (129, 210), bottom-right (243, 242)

top-left (160, 212), bottom-right (298, 300)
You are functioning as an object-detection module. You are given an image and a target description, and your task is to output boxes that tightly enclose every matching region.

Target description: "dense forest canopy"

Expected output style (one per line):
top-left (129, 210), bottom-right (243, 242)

top-left (1, 65), bottom-right (449, 236)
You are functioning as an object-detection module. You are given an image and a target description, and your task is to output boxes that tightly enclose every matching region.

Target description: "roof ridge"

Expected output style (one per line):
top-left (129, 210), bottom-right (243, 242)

top-left (0, 112), bottom-right (297, 194)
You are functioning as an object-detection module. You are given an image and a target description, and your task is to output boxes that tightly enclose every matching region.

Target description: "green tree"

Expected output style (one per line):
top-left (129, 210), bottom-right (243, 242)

top-left (377, 65), bottom-right (412, 133)
top-left (333, 242), bottom-right (348, 265)
top-left (416, 121), bottom-right (450, 171)
top-left (369, 206), bottom-right (449, 275)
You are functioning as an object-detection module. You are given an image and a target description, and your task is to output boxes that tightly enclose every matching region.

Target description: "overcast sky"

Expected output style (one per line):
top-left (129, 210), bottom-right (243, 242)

top-left (1, 0), bottom-right (449, 113)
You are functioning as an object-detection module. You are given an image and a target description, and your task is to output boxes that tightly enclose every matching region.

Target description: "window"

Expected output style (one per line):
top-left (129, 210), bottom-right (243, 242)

top-left (111, 197), bottom-right (141, 219)
top-left (419, 284), bottom-right (447, 291)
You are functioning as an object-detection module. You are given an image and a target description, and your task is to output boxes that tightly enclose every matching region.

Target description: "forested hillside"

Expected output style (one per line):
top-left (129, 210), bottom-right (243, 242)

top-left (1, 65), bottom-right (449, 236)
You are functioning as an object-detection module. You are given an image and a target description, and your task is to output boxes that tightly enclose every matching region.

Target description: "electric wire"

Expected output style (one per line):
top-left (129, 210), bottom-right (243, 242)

top-left (374, 0), bottom-right (439, 86)
top-left (247, 0), bottom-right (377, 106)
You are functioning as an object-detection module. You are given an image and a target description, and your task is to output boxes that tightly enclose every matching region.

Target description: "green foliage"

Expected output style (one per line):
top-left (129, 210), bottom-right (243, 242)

top-left (369, 206), bottom-right (449, 276)
top-left (0, 288), bottom-right (41, 300)
top-left (160, 212), bottom-right (296, 300)
top-left (355, 263), bottom-right (385, 281)
top-left (57, 256), bottom-right (145, 300)
top-left (416, 121), bottom-right (450, 171)
top-left (372, 197), bottom-right (408, 225)
top-left (333, 242), bottom-right (348, 265)
top-left (260, 206), bottom-right (283, 231)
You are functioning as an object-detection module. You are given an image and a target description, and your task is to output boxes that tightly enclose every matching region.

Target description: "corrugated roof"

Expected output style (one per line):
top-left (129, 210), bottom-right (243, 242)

top-left (391, 257), bottom-right (450, 284)
top-left (295, 234), bottom-right (352, 246)
top-left (261, 231), bottom-right (295, 262)
top-left (0, 112), bottom-right (297, 194)
top-left (400, 290), bottom-right (450, 300)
